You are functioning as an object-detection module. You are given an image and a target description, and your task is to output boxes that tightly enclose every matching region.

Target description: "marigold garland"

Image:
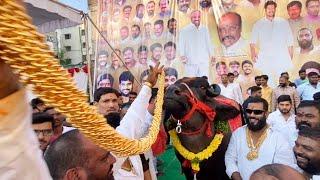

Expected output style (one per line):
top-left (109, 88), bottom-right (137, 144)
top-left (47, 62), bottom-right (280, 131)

top-left (0, 0), bottom-right (164, 157)
top-left (169, 130), bottom-right (224, 172)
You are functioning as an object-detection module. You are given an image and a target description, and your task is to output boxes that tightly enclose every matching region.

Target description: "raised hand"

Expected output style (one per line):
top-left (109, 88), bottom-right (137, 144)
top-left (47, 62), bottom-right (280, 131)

top-left (146, 62), bottom-right (164, 87)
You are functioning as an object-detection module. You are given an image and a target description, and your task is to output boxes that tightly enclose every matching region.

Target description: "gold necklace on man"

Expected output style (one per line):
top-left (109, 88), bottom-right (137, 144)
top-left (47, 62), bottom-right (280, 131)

top-left (246, 125), bottom-right (269, 161)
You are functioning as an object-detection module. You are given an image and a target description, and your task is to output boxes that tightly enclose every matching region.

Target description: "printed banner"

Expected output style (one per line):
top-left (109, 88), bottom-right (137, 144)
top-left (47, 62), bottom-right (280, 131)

top-left (94, 0), bottom-right (320, 98)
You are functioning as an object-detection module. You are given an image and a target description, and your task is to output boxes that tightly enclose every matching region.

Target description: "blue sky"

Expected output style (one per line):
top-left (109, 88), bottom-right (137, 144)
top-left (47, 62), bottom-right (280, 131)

top-left (59, 0), bottom-right (88, 12)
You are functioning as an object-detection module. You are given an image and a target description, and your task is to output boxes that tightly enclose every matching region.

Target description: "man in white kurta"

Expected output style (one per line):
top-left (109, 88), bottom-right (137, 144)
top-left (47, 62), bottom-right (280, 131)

top-left (250, 1), bottom-right (294, 87)
top-left (178, 10), bottom-right (214, 77)
top-left (114, 85), bottom-right (157, 180)
top-left (267, 95), bottom-right (297, 148)
top-left (225, 126), bottom-right (296, 180)
top-left (225, 97), bottom-right (296, 180)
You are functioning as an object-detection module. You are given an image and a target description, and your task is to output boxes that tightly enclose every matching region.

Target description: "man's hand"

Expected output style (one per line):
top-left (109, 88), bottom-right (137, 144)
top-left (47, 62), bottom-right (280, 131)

top-left (250, 44), bottom-right (257, 63)
top-left (146, 62), bottom-right (164, 87)
top-left (0, 60), bottom-right (21, 99)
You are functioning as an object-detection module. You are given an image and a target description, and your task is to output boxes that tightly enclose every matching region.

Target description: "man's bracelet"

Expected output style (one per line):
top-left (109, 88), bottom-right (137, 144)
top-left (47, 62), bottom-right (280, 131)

top-left (143, 82), bottom-right (153, 88)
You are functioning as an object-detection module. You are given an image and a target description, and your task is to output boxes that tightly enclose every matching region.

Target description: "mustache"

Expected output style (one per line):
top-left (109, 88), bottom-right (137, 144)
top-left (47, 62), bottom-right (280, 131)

top-left (222, 36), bottom-right (235, 42)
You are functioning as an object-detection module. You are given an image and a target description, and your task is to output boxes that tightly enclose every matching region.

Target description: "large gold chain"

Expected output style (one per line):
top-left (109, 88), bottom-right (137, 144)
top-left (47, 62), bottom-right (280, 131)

top-left (246, 125), bottom-right (269, 161)
top-left (0, 0), bottom-right (164, 157)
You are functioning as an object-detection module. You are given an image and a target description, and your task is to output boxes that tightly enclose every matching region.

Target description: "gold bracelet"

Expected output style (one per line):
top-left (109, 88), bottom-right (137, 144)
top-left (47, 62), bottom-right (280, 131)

top-left (144, 82), bottom-right (153, 88)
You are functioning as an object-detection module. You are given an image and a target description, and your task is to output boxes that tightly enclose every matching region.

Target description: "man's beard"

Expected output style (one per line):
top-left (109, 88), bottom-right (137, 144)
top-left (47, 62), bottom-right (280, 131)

top-left (295, 152), bottom-right (320, 175)
top-left (121, 89), bottom-right (130, 96)
top-left (246, 116), bottom-right (267, 131)
top-left (303, 163), bottom-right (320, 175)
top-left (279, 108), bottom-right (290, 114)
top-left (279, 83), bottom-right (286, 87)
top-left (148, 11), bottom-right (154, 16)
top-left (105, 112), bottom-right (121, 128)
top-left (169, 28), bottom-right (175, 34)
top-left (298, 40), bottom-right (312, 49)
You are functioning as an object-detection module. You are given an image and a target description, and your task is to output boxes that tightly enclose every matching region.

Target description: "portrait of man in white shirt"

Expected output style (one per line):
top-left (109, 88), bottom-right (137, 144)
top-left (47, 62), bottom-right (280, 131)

top-left (250, 1), bottom-right (294, 86)
top-left (178, 10), bottom-right (214, 77)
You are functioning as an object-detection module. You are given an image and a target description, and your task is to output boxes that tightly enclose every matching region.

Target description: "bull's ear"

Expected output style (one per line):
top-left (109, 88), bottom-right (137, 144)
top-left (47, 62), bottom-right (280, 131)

top-left (206, 84), bottom-right (221, 97)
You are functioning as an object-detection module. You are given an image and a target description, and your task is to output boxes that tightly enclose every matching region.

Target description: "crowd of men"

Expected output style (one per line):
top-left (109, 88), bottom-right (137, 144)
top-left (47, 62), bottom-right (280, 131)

top-left (1, 57), bottom-right (320, 180)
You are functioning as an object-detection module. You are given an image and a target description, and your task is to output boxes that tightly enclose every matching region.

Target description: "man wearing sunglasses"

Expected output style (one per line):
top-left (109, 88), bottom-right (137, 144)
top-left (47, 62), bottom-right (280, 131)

top-left (225, 97), bottom-right (296, 180)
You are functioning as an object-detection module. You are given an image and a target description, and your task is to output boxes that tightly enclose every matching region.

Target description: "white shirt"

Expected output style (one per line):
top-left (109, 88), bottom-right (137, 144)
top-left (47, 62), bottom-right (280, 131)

top-left (0, 90), bottom-right (52, 180)
top-left (114, 85), bottom-right (157, 180)
top-left (62, 126), bottom-right (75, 134)
top-left (251, 17), bottom-right (294, 74)
top-left (312, 175), bottom-right (320, 180)
top-left (267, 110), bottom-right (297, 148)
top-left (178, 24), bottom-right (214, 65)
top-left (219, 83), bottom-right (243, 104)
top-left (225, 125), bottom-right (296, 180)
top-left (221, 37), bottom-right (249, 57)
top-left (297, 82), bottom-right (320, 100)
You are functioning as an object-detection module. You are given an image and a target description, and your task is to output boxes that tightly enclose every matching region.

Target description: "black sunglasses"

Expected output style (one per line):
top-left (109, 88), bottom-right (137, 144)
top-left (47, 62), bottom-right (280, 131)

top-left (245, 109), bottom-right (265, 115)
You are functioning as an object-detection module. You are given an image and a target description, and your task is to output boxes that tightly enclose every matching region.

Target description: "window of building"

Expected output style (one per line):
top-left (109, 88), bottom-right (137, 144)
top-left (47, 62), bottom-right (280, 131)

top-left (82, 42), bottom-right (86, 48)
top-left (64, 34), bottom-right (71, 39)
top-left (81, 30), bottom-right (85, 36)
top-left (65, 46), bottom-right (71, 51)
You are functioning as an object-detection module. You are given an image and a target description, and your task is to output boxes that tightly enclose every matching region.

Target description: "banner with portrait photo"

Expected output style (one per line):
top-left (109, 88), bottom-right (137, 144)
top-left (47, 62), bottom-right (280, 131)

top-left (93, 0), bottom-right (320, 98)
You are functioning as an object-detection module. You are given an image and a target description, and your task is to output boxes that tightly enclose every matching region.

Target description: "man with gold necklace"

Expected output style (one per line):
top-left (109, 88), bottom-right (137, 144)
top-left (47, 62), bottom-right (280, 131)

top-left (225, 97), bottom-right (296, 180)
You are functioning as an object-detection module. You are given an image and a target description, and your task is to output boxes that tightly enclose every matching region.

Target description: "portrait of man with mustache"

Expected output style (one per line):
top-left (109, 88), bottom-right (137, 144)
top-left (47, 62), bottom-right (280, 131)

top-left (217, 12), bottom-right (250, 57)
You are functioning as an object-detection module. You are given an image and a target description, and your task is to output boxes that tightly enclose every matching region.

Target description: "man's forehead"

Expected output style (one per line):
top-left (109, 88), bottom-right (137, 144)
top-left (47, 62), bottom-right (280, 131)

top-left (165, 75), bottom-right (177, 79)
top-left (101, 93), bottom-right (118, 100)
top-left (32, 122), bottom-right (52, 129)
top-left (297, 135), bottom-right (320, 147)
top-left (247, 102), bottom-right (264, 109)
top-left (120, 80), bottom-right (132, 84)
top-left (297, 106), bottom-right (318, 113)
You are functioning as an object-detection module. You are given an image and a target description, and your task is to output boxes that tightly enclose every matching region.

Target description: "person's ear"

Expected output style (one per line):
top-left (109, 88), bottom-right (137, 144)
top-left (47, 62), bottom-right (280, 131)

top-left (64, 167), bottom-right (87, 180)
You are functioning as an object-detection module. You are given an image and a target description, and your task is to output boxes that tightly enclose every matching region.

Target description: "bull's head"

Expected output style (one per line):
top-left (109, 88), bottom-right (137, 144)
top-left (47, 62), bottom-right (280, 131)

top-left (165, 77), bottom-right (220, 120)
